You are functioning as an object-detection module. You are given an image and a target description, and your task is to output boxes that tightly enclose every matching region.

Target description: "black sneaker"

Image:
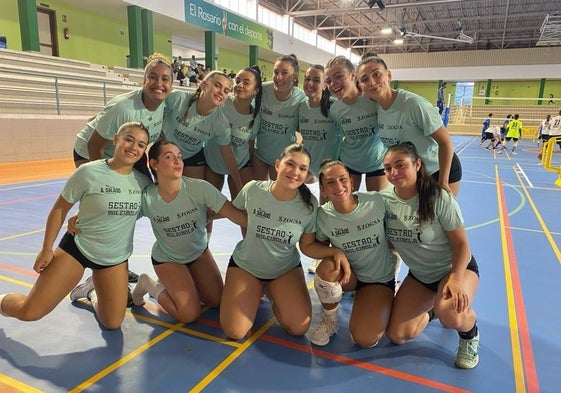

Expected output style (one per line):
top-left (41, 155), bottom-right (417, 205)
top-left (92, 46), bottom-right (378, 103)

top-left (128, 270), bottom-right (139, 283)
top-left (127, 285), bottom-right (134, 307)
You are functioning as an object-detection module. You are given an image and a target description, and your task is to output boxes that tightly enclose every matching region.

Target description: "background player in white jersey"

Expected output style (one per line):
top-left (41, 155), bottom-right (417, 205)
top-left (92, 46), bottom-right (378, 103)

top-left (482, 126), bottom-right (502, 150)
top-left (310, 160), bottom-right (395, 347)
top-left (220, 144), bottom-right (350, 340)
top-left (325, 56), bottom-right (387, 192)
top-left (381, 142), bottom-right (480, 369)
top-left (1, 122), bottom-right (151, 330)
top-left (131, 141), bottom-right (247, 323)
top-left (356, 53), bottom-right (461, 196)
top-left (548, 109), bottom-right (561, 150)
top-left (253, 54), bottom-right (307, 181)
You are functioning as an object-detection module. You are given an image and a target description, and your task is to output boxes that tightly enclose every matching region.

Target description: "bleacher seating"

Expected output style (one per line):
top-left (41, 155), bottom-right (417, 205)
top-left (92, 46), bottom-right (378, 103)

top-left (0, 49), bottom-right (191, 163)
top-left (0, 49), bottom-right (141, 115)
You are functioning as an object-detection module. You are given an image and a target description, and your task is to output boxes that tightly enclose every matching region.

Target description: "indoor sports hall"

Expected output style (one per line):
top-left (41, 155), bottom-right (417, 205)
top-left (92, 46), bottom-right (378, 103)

top-left (1, 135), bottom-right (560, 392)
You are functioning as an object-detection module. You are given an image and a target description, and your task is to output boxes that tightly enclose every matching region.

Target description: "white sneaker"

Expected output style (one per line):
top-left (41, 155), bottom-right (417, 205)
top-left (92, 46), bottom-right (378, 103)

top-left (69, 276), bottom-right (94, 301)
top-left (310, 313), bottom-right (338, 346)
top-left (308, 258), bottom-right (321, 273)
top-left (455, 330), bottom-right (480, 369)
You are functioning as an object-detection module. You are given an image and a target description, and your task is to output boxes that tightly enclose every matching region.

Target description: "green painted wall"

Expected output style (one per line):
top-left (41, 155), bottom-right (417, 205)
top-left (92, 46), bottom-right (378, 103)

top-left (2, 1), bottom-right (172, 67)
top-left (544, 79), bottom-right (561, 104)
top-left (395, 81), bottom-right (454, 104)
top-left (1, 1), bottom-right (23, 50)
top-left (217, 47), bottom-right (248, 73)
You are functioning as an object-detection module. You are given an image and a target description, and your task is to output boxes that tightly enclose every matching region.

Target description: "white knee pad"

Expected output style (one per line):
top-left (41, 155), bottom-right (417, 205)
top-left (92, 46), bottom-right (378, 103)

top-left (314, 276), bottom-right (343, 304)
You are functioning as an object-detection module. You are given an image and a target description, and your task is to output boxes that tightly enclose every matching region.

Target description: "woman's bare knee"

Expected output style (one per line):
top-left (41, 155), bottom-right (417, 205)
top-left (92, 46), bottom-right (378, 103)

top-left (176, 308), bottom-right (200, 324)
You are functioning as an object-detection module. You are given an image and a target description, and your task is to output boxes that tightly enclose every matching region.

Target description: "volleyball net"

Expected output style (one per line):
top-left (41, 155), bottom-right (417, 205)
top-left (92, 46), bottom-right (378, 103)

top-left (447, 96), bottom-right (559, 138)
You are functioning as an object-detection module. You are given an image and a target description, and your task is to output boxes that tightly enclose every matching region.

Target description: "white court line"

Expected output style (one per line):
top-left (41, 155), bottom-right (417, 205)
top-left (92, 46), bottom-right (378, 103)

top-left (0, 180), bottom-right (66, 192)
top-left (514, 163), bottom-right (533, 188)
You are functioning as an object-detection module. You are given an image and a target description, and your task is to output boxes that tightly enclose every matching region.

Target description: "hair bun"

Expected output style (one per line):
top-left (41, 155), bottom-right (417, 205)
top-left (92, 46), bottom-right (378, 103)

top-left (250, 65), bottom-right (261, 76)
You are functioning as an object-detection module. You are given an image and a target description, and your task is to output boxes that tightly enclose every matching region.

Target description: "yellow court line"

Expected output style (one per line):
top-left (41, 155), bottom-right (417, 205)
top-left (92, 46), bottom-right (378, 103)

top-left (513, 168), bottom-right (561, 263)
top-left (0, 229), bottom-right (46, 242)
top-left (189, 279), bottom-right (315, 392)
top-left (495, 166), bottom-right (526, 393)
top-left (131, 312), bottom-right (240, 348)
top-left (0, 274), bottom-right (33, 289)
top-left (69, 322), bottom-right (185, 393)
top-left (0, 373), bottom-right (44, 393)
top-left (189, 317), bottom-right (277, 393)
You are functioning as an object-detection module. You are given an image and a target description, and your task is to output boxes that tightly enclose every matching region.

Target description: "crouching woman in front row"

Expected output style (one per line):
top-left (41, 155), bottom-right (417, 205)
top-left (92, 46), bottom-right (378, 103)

top-left (381, 141), bottom-right (480, 369)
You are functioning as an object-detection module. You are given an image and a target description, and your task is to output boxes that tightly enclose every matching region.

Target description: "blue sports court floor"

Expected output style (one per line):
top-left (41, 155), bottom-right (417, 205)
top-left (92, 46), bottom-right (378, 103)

top-left (0, 135), bottom-right (559, 392)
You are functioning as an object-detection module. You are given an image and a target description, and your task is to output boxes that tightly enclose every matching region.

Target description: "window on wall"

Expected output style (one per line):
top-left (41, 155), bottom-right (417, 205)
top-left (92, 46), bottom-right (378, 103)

top-left (317, 35), bottom-right (334, 53)
top-left (454, 82), bottom-right (475, 105)
top-left (215, 0), bottom-right (354, 56)
top-left (258, 6), bottom-right (288, 33)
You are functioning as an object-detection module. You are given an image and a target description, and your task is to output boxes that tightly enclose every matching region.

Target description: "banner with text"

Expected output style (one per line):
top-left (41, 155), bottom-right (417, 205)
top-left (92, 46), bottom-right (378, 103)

top-left (184, 0), bottom-right (273, 49)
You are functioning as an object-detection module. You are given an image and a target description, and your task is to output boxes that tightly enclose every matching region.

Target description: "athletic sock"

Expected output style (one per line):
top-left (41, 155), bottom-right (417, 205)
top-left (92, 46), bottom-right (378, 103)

top-left (459, 323), bottom-right (478, 340)
top-left (323, 305), bottom-right (338, 320)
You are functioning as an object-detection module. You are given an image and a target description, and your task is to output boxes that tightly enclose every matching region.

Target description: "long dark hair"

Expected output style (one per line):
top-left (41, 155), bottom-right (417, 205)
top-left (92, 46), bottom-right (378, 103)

top-left (147, 139), bottom-right (178, 182)
top-left (385, 142), bottom-right (442, 225)
top-left (244, 65), bottom-right (263, 129)
top-left (278, 143), bottom-right (314, 212)
top-left (308, 64), bottom-right (332, 118)
top-left (276, 54), bottom-right (300, 86)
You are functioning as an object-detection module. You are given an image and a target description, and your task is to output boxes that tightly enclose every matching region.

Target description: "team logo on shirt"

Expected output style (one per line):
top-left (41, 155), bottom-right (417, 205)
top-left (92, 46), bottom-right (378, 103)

top-left (300, 129), bottom-right (327, 141)
top-left (330, 227), bottom-right (349, 237)
top-left (357, 113), bottom-right (375, 121)
top-left (100, 185), bottom-right (121, 194)
top-left (381, 136), bottom-right (399, 146)
top-left (278, 215), bottom-right (301, 225)
top-left (356, 218), bottom-right (381, 231)
top-left (253, 208), bottom-right (271, 219)
top-left (177, 208), bottom-right (198, 219)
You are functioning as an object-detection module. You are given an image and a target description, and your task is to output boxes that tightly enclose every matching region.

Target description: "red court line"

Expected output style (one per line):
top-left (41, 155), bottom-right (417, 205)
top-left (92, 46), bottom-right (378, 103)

top-left (0, 263), bottom-right (38, 278)
top-left (497, 177), bottom-right (540, 393)
top-left (261, 335), bottom-right (471, 393)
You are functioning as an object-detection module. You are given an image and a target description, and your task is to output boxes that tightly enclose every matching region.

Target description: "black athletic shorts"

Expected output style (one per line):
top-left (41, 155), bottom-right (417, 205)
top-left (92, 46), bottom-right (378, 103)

top-left (407, 255), bottom-right (479, 293)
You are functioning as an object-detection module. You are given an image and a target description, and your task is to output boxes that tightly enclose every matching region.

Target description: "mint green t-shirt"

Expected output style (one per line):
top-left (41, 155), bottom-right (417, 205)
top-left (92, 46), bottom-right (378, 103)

top-left (61, 160), bottom-right (150, 266)
top-left (232, 180), bottom-right (317, 279)
top-left (162, 90), bottom-right (231, 159)
top-left (377, 89), bottom-right (443, 175)
top-left (381, 187), bottom-right (464, 283)
top-left (316, 192), bottom-right (394, 283)
top-left (330, 94), bottom-right (385, 173)
top-left (73, 89), bottom-right (165, 159)
top-left (141, 177), bottom-right (227, 263)
top-left (298, 100), bottom-right (342, 177)
top-left (254, 82), bottom-right (307, 165)
top-left (204, 95), bottom-right (258, 175)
